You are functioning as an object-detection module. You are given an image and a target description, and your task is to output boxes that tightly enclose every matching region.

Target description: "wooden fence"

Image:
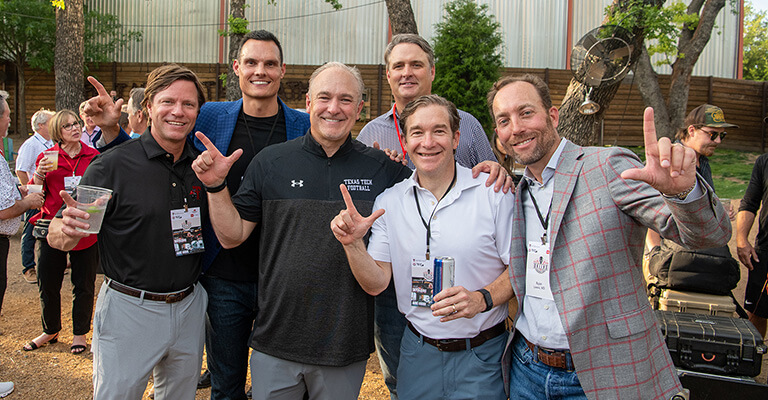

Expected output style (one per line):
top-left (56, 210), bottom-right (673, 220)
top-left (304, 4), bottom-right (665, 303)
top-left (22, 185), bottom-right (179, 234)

top-left (2, 62), bottom-right (766, 152)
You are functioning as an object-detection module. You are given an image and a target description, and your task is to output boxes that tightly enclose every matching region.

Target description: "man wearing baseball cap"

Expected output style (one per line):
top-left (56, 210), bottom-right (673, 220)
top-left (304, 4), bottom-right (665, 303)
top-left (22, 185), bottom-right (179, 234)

top-left (675, 104), bottom-right (738, 187)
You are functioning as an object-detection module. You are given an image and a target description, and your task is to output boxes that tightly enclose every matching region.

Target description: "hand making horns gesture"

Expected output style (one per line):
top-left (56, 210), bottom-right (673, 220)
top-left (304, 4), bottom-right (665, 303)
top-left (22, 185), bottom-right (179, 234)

top-left (191, 131), bottom-right (243, 188)
top-left (621, 107), bottom-right (698, 196)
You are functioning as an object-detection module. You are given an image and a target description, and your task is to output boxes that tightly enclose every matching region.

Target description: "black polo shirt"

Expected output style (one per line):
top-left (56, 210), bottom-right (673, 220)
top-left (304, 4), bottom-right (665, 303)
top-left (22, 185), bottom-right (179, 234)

top-left (81, 131), bottom-right (206, 292)
top-left (232, 133), bottom-right (411, 367)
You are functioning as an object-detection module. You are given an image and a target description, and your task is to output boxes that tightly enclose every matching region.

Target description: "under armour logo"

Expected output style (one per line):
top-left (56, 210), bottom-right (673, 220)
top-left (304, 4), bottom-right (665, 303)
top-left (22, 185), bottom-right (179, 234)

top-left (291, 180), bottom-right (304, 187)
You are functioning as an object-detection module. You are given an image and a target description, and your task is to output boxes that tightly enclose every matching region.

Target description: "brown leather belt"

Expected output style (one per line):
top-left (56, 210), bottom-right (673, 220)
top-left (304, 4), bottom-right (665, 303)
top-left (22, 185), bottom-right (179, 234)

top-left (107, 279), bottom-right (194, 304)
top-left (407, 321), bottom-right (506, 352)
top-left (522, 335), bottom-right (574, 370)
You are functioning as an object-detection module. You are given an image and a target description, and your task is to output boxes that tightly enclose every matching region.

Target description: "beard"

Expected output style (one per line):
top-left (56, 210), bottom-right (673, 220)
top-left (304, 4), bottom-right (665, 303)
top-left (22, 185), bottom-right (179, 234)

top-left (507, 117), bottom-right (559, 166)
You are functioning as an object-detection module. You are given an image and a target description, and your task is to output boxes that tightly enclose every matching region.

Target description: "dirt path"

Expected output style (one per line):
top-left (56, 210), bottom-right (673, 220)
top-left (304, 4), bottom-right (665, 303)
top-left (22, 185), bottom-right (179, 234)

top-left (0, 232), bottom-right (388, 399)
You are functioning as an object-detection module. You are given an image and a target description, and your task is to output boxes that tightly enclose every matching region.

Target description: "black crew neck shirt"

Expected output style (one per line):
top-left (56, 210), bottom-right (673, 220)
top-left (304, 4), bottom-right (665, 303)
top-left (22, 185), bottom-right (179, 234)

top-left (207, 106), bottom-right (287, 282)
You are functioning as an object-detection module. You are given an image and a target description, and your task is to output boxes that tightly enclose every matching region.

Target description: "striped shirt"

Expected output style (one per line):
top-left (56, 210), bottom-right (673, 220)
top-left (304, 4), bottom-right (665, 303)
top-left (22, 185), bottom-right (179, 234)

top-left (356, 105), bottom-right (496, 169)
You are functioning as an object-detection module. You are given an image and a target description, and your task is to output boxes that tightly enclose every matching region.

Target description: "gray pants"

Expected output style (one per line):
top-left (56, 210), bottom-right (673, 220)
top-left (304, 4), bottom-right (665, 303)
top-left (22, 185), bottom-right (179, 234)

top-left (92, 281), bottom-right (207, 400)
top-left (250, 350), bottom-right (367, 400)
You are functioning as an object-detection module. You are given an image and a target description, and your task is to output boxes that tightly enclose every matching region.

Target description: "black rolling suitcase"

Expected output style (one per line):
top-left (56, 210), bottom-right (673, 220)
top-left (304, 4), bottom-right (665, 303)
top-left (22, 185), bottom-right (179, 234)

top-left (656, 310), bottom-right (766, 377)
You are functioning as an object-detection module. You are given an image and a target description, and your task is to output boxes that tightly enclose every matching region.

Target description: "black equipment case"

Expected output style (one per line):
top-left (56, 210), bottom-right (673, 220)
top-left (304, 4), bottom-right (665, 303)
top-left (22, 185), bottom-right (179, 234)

top-left (678, 370), bottom-right (768, 399)
top-left (656, 310), bottom-right (766, 377)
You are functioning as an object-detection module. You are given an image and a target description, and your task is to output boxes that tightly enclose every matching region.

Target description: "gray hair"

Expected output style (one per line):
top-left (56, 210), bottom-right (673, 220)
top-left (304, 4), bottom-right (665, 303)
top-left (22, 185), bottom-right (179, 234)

top-left (384, 34), bottom-right (435, 70)
top-left (0, 91), bottom-right (8, 115)
top-left (31, 109), bottom-right (54, 133)
top-left (127, 87), bottom-right (147, 119)
top-left (308, 62), bottom-right (365, 103)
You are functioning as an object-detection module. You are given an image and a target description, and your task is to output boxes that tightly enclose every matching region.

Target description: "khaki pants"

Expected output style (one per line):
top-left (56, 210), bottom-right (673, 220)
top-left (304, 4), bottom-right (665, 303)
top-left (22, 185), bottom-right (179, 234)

top-left (92, 281), bottom-right (207, 400)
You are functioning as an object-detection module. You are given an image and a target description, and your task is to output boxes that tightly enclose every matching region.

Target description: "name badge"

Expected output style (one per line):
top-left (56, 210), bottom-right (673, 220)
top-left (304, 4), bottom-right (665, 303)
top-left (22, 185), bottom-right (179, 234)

top-left (64, 176), bottom-right (82, 194)
top-left (411, 257), bottom-right (434, 307)
top-left (170, 207), bottom-right (204, 256)
top-left (526, 241), bottom-right (554, 300)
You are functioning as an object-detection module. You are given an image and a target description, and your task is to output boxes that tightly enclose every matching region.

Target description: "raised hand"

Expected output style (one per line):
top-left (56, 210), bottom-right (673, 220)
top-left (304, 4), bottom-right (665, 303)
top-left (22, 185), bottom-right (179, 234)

top-left (621, 107), bottom-right (697, 196)
top-left (330, 184), bottom-right (385, 246)
top-left (83, 76), bottom-right (123, 131)
top-left (191, 131), bottom-right (243, 188)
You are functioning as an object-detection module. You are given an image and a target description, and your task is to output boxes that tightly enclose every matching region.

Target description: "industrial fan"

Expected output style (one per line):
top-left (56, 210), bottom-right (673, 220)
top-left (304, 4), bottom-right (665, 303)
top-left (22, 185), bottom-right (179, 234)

top-left (570, 25), bottom-right (634, 114)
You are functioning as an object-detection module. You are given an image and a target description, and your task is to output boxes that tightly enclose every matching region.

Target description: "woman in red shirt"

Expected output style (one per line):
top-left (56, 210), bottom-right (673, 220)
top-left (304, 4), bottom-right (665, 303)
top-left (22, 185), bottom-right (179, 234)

top-left (24, 109), bottom-right (100, 354)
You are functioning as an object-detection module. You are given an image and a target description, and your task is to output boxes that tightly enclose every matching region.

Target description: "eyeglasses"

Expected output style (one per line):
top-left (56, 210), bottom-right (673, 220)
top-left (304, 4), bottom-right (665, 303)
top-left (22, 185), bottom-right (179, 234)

top-left (61, 122), bottom-right (81, 131)
top-left (700, 128), bottom-right (726, 141)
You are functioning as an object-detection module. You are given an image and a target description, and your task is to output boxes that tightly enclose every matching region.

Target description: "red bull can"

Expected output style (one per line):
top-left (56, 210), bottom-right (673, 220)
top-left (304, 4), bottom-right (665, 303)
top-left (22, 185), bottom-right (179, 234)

top-left (433, 256), bottom-right (455, 295)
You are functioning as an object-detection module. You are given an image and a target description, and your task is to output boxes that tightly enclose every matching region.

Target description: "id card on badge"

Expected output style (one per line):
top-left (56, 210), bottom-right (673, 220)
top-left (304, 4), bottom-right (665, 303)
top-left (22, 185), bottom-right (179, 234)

top-left (64, 176), bottom-right (82, 194)
top-left (411, 257), bottom-right (434, 307)
top-left (170, 207), bottom-right (204, 256)
top-left (526, 241), bottom-right (554, 300)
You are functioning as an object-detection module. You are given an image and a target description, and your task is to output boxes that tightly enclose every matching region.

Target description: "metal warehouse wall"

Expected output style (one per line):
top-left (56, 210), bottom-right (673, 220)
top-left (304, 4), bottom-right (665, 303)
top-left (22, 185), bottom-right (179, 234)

top-left (90, 0), bottom-right (741, 79)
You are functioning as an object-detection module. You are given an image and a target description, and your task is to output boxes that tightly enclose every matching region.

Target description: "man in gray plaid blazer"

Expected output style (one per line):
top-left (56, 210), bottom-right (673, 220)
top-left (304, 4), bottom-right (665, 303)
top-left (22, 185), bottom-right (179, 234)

top-left (489, 74), bottom-right (731, 400)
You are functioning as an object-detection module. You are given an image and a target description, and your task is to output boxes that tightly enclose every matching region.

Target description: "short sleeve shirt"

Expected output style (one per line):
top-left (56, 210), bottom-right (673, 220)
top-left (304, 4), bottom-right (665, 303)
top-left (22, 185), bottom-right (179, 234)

top-left (80, 132), bottom-right (206, 292)
top-left (0, 160), bottom-right (21, 235)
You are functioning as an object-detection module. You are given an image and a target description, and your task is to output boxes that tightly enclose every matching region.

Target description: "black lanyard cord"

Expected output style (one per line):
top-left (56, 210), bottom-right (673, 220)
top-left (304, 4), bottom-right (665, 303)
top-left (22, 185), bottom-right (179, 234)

top-left (526, 184), bottom-right (551, 244)
top-left (241, 103), bottom-right (281, 156)
top-left (413, 165), bottom-right (457, 259)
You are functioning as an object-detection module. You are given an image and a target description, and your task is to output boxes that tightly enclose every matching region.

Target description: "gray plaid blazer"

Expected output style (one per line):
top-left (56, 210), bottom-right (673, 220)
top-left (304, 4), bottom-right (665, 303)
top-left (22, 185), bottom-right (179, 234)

top-left (503, 140), bottom-right (731, 400)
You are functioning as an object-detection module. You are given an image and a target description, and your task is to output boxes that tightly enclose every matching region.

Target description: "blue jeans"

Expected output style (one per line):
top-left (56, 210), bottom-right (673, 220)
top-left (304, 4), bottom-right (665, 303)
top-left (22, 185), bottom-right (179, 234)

top-left (21, 209), bottom-right (36, 273)
top-left (200, 275), bottom-right (258, 400)
top-left (374, 282), bottom-right (407, 400)
top-left (509, 335), bottom-right (587, 400)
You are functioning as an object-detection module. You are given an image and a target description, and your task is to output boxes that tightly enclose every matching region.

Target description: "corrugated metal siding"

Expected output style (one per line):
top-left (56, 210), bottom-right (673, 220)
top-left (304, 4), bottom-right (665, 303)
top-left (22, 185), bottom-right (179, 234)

top-left (89, 0), bottom-right (221, 63)
top-left (242, 0), bottom-right (390, 66)
top-left (88, 0), bottom-right (740, 78)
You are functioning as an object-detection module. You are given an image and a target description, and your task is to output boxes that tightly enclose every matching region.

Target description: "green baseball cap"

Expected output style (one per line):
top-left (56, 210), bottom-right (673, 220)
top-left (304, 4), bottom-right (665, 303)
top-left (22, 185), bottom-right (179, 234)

top-left (698, 105), bottom-right (739, 128)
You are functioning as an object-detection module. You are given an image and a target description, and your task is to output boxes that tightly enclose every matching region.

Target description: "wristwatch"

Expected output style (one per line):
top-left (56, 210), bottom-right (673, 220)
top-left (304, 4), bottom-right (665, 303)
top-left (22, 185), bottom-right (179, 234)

top-left (477, 288), bottom-right (493, 313)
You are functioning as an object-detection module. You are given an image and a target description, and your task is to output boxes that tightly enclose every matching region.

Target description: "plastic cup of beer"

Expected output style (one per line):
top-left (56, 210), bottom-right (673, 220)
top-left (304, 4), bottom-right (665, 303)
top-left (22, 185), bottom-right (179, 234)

top-left (27, 184), bottom-right (42, 194)
top-left (74, 185), bottom-right (112, 234)
top-left (43, 150), bottom-right (58, 170)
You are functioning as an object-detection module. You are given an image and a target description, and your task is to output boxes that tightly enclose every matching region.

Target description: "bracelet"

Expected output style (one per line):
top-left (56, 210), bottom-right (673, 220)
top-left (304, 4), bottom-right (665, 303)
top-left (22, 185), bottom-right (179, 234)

top-left (662, 181), bottom-right (697, 201)
top-left (204, 180), bottom-right (227, 193)
top-left (34, 171), bottom-right (45, 181)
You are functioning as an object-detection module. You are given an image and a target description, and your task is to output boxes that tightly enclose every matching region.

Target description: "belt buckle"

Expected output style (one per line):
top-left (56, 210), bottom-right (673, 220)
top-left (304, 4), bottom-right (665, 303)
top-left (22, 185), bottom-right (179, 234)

top-left (435, 339), bottom-right (461, 352)
top-left (165, 292), bottom-right (181, 303)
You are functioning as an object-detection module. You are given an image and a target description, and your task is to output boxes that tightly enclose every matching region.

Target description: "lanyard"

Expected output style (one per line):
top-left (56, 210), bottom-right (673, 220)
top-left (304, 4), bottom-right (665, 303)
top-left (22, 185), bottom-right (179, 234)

top-left (526, 184), bottom-right (550, 245)
top-left (61, 148), bottom-right (83, 176)
top-left (241, 103), bottom-right (281, 156)
top-left (391, 104), bottom-right (408, 162)
top-left (413, 166), bottom-right (457, 259)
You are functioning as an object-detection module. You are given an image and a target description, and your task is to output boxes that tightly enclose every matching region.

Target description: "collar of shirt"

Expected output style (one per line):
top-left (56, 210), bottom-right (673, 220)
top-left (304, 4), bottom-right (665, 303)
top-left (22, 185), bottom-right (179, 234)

top-left (32, 132), bottom-right (53, 148)
top-left (399, 162), bottom-right (479, 203)
top-left (139, 129), bottom-right (198, 164)
top-left (82, 126), bottom-right (102, 137)
top-left (522, 137), bottom-right (566, 188)
top-left (301, 131), bottom-right (354, 158)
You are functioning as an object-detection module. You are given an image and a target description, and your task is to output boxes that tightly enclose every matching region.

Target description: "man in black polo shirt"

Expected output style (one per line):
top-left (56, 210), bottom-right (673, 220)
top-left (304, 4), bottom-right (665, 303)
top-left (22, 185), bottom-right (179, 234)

top-left (48, 64), bottom-right (209, 400)
top-left (192, 62), bottom-right (411, 399)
